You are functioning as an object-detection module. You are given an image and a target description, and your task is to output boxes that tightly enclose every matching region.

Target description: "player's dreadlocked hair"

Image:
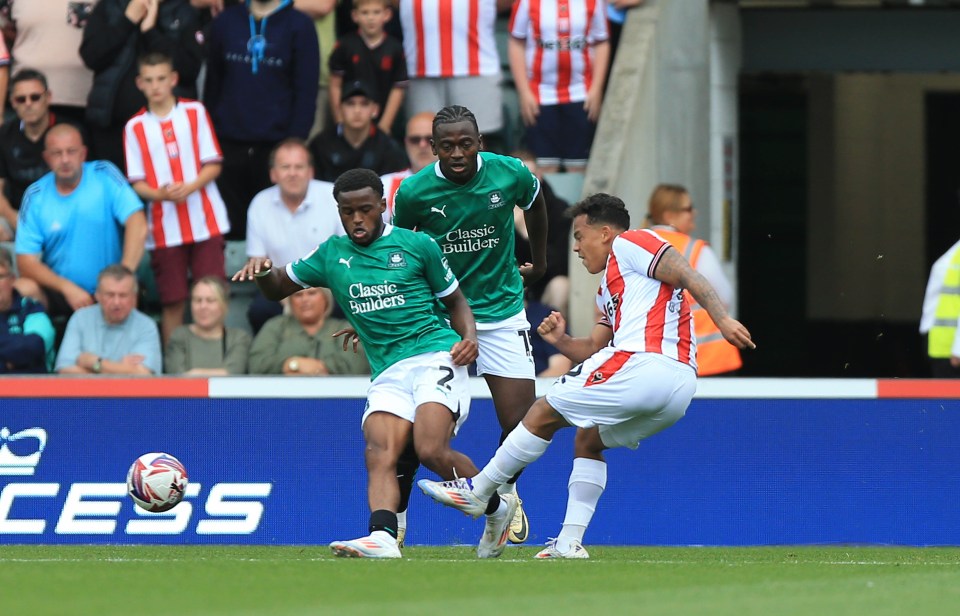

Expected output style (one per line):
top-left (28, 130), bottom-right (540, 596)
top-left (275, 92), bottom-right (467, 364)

top-left (433, 105), bottom-right (479, 135)
top-left (569, 193), bottom-right (631, 231)
top-left (333, 168), bottom-right (384, 200)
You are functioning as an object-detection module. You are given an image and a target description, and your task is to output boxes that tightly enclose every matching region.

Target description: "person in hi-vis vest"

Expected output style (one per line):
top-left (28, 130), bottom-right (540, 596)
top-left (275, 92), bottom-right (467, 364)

top-left (646, 184), bottom-right (742, 376)
top-left (920, 239), bottom-right (960, 377)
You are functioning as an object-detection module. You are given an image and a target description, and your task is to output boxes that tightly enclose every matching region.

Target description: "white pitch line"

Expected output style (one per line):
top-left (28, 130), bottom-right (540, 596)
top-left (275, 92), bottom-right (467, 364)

top-left (1, 557), bottom-right (958, 566)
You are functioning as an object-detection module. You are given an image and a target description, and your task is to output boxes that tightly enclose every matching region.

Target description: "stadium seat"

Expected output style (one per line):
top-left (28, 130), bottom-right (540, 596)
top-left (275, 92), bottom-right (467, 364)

top-left (225, 240), bottom-right (255, 334)
top-left (544, 172), bottom-right (585, 204)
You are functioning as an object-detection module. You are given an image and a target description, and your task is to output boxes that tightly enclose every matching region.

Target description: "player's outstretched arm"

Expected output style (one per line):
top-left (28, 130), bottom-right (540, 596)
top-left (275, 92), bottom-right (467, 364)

top-left (440, 288), bottom-right (479, 366)
top-left (653, 248), bottom-right (756, 351)
top-left (231, 258), bottom-right (302, 302)
top-left (538, 311), bottom-right (613, 364)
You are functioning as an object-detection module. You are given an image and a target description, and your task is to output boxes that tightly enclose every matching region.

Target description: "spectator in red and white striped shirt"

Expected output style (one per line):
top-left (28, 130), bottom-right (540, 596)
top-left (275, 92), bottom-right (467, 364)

top-left (508, 0), bottom-right (610, 174)
top-left (397, 0), bottom-right (512, 140)
top-left (124, 52), bottom-right (230, 344)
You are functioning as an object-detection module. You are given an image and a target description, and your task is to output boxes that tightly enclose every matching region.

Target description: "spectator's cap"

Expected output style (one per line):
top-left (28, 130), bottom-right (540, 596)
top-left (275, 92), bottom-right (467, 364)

top-left (341, 80), bottom-right (377, 103)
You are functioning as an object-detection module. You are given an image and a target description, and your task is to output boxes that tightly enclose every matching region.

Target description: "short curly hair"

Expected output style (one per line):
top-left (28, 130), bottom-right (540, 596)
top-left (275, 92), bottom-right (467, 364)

top-left (332, 168), bottom-right (384, 201)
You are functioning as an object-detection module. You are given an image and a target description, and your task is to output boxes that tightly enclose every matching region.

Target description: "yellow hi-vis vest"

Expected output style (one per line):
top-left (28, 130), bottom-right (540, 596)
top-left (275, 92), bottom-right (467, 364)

top-left (654, 229), bottom-right (743, 376)
top-left (928, 247), bottom-right (960, 358)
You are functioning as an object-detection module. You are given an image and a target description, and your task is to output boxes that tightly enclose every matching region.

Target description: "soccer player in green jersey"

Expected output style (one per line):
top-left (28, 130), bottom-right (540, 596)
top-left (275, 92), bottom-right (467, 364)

top-left (393, 105), bottom-right (549, 548)
top-left (233, 169), bottom-right (519, 558)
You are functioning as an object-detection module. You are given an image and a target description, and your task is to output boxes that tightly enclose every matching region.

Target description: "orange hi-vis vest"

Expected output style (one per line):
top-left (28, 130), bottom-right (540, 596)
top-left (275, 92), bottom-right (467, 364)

top-left (653, 228), bottom-right (742, 376)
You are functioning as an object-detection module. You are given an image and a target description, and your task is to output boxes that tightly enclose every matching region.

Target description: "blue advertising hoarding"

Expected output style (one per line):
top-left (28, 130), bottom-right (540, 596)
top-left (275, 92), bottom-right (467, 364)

top-left (2, 389), bottom-right (959, 546)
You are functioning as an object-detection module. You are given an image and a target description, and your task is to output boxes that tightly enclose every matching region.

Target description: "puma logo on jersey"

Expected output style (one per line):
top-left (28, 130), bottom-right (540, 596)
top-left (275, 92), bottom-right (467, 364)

top-left (431, 204), bottom-right (448, 217)
top-left (339, 257), bottom-right (354, 268)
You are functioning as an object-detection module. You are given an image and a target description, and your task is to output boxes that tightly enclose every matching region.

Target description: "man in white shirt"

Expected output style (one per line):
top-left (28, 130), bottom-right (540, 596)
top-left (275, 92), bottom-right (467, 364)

top-left (243, 138), bottom-right (344, 332)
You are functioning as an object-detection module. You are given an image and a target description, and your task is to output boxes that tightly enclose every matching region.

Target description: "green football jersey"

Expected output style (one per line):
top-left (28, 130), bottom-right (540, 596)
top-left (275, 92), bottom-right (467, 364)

top-left (392, 152), bottom-right (541, 323)
top-left (288, 226), bottom-right (462, 380)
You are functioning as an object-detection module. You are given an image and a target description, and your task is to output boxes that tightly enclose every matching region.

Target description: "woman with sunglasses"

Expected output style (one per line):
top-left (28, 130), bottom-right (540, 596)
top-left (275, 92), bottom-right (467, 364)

top-left (646, 183), bottom-right (742, 376)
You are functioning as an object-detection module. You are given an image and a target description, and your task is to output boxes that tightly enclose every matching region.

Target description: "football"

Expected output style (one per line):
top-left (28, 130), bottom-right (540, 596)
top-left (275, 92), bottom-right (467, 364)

top-left (126, 452), bottom-right (189, 512)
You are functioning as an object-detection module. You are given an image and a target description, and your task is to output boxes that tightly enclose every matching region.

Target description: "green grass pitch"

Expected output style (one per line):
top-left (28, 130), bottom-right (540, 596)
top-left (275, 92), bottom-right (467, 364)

top-left (2, 545), bottom-right (959, 615)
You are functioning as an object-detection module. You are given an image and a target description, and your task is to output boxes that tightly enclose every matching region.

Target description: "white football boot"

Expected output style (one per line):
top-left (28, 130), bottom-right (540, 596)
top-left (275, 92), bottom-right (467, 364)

top-left (534, 537), bottom-right (590, 559)
top-left (477, 493), bottom-right (519, 558)
top-left (330, 530), bottom-right (402, 559)
top-left (417, 477), bottom-right (488, 518)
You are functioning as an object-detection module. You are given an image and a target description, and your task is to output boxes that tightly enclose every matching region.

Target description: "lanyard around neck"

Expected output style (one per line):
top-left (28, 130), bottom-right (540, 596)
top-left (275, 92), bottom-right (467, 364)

top-left (247, 0), bottom-right (291, 74)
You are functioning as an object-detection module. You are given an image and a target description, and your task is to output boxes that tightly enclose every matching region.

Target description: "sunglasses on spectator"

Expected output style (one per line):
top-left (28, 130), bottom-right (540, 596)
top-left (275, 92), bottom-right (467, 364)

top-left (12, 92), bottom-right (44, 105)
top-left (405, 135), bottom-right (432, 145)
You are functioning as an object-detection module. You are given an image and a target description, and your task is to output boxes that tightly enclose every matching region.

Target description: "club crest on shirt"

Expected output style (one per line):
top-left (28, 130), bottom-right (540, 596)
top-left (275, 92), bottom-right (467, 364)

top-left (668, 288), bottom-right (684, 313)
top-left (487, 191), bottom-right (504, 209)
top-left (387, 251), bottom-right (407, 268)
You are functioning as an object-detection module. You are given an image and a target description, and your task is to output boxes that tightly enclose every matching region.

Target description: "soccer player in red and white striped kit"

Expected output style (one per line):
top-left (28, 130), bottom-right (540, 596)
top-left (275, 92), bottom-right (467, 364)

top-left (124, 52), bottom-right (230, 345)
top-left (420, 193), bottom-right (755, 558)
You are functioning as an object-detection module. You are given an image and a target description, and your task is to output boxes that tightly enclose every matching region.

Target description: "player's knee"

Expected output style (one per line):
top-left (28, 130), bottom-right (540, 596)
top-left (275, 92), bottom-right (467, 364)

top-left (573, 427), bottom-right (606, 459)
top-left (364, 443), bottom-right (400, 473)
top-left (521, 398), bottom-right (566, 439)
top-left (412, 440), bottom-right (448, 471)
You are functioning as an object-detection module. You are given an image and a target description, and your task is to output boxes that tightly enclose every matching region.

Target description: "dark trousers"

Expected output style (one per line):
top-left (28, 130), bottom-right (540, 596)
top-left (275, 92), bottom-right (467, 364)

top-left (930, 358), bottom-right (960, 378)
top-left (88, 123), bottom-right (126, 172)
top-left (218, 138), bottom-right (275, 241)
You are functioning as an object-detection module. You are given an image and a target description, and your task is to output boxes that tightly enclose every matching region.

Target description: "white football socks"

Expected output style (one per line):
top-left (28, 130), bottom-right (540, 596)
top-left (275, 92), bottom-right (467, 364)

top-left (472, 424), bottom-right (551, 501)
top-left (556, 457), bottom-right (607, 553)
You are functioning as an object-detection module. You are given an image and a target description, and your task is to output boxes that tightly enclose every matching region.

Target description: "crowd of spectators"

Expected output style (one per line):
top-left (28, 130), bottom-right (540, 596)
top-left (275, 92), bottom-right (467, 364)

top-left (0, 0), bottom-right (620, 376)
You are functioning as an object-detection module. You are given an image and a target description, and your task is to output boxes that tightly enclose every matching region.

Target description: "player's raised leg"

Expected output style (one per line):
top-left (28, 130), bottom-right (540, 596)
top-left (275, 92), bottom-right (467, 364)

top-left (413, 397), bottom-right (518, 559)
top-left (419, 397), bottom-right (564, 514)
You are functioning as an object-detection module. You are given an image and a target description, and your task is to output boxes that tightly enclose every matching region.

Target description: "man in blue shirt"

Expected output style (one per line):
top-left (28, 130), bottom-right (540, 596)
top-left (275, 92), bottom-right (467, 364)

top-left (56, 264), bottom-right (161, 375)
top-left (15, 124), bottom-right (147, 321)
top-left (0, 247), bottom-right (55, 373)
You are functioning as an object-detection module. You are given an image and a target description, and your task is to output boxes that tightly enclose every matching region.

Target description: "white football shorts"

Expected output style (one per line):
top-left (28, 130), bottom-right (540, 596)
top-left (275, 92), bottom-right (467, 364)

top-left (545, 348), bottom-right (697, 450)
top-left (363, 351), bottom-right (471, 434)
top-left (475, 311), bottom-right (536, 380)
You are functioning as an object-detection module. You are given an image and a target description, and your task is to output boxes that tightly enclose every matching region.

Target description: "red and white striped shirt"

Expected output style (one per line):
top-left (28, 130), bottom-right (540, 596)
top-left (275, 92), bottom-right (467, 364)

top-left (399, 0), bottom-right (501, 79)
top-left (598, 229), bottom-right (697, 370)
top-left (124, 99), bottom-right (230, 250)
top-left (509, 0), bottom-right (608, 105)
top-left (380, 168), bottom-right (412, 223)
